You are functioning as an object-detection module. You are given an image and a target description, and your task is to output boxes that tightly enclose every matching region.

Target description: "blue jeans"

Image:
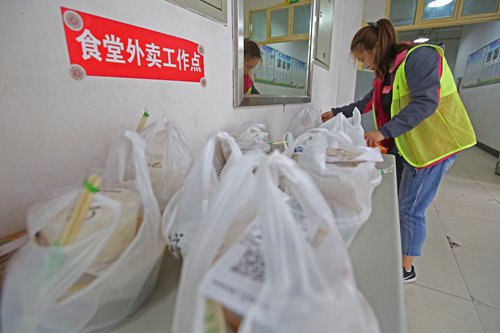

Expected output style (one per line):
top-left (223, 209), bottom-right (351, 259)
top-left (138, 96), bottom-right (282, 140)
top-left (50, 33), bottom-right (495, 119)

top-left (399, 155), bottom-right (456, 257)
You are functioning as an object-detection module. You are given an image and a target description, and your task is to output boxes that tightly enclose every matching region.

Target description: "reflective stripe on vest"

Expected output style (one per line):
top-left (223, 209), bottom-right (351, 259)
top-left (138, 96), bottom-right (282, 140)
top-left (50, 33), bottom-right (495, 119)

top-left (392, 44), bottom-right (476, 168)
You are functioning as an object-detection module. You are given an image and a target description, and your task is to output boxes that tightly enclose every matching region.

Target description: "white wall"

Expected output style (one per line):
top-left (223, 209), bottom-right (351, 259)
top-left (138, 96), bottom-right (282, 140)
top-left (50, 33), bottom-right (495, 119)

top-left (320, 0), bottom-right (363, 108)
top-left (454, 21), bottom-right (500, 152)
top-left (0, 0), bottom-right (363, 236)
top-left (440, 38), bottom-right (460, 74)
top-left (363, 0), bottom-right (386, 22)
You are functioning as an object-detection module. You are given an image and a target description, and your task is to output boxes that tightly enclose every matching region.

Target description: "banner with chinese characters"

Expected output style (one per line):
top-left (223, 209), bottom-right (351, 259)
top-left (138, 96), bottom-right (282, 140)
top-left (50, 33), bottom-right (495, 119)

top-left (61, 7), bottom-right (205, 83)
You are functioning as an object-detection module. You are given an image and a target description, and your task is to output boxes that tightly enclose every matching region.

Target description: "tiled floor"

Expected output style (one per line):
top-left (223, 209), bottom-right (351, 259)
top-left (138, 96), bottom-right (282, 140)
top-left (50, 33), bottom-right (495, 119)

top-left (405, 147), bottom-right (500, 333)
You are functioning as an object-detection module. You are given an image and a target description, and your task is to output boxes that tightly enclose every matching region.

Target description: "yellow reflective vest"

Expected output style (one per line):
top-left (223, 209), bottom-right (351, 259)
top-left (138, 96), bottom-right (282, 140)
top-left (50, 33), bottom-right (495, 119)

top-left (390, 44), bottom-right (476, 168)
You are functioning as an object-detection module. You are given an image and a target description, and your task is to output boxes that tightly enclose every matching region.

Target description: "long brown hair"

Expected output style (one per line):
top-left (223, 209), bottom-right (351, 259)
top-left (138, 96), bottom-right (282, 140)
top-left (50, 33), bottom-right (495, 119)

top-left (244, 38), bottom-right (262, 60)
top-left (351, 19), bottom-right (413, 78)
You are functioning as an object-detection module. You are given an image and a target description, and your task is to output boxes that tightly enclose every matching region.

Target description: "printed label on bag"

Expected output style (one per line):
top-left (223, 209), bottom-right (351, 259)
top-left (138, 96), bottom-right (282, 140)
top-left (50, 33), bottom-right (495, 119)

top-left (200, 223), bottom-right (264, 316)
top-left (200, 217), bottom-right (320, 316)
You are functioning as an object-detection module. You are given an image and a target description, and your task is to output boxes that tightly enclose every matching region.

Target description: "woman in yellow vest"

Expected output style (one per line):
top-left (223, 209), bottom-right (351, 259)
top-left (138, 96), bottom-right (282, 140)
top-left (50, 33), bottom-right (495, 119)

top-left (322, 19), bottom-right (476, 283)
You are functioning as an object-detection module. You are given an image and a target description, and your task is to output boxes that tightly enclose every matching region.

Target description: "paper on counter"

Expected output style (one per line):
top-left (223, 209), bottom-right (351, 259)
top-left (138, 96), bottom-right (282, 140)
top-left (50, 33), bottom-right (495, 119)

top-left (326, 147), bottom-right (383, 163)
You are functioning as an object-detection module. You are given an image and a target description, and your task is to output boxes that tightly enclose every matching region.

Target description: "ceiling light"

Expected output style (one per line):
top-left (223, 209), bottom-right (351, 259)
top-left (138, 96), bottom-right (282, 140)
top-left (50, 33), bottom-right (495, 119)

top-left (428, 0), bottom-right (453, 8)
top-left (414, 37), bottom-right (430, 43)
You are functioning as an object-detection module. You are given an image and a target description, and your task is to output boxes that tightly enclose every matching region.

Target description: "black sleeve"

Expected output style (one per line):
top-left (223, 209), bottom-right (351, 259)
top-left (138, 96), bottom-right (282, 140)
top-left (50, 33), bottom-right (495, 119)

top-left (251, 84), bottom-right (260, 94)
top-left (380, 46), bottom-right (441, 138)
top-left (331, 89), bottom-right (373, 118)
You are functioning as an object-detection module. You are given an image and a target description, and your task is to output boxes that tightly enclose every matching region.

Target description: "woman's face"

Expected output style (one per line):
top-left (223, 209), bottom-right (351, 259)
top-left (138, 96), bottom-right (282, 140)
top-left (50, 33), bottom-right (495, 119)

top-left (352, 49), bottom-right (376, 71)
top-left (244, 56), bottom-right (260, 76)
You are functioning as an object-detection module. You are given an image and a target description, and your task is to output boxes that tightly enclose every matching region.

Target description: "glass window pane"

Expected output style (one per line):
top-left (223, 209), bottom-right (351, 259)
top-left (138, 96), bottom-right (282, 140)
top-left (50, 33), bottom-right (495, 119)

top-left (389, 0), bottom-right (418, 26)
top-left (250, 10), bottom-right (267, 42)
top-left (292, 4), bottom-right (312, 35)
top-left (270, 8), bottom-right (289, 38)
top-left (462, 0), bottom-right (499, 16)
top-left (422, 0), bottom-right (456, 20)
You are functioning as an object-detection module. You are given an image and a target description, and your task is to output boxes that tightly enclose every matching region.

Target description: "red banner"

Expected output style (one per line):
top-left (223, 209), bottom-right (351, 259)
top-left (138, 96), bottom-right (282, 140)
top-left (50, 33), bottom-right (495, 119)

top-left (61, 7), bottom-right (205, 82)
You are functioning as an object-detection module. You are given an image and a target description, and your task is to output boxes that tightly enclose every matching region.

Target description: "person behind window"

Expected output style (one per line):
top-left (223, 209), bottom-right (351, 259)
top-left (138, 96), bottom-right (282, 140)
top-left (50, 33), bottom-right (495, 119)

top-left (322, 18), bottom-right (476, 283)
top-left (244, 38), bottom-right (261, 94)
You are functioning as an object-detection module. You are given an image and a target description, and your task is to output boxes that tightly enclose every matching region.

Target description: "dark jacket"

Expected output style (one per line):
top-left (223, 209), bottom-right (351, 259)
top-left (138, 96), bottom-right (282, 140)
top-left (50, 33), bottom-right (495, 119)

top-left (332, 46), bottom-right (441, 139)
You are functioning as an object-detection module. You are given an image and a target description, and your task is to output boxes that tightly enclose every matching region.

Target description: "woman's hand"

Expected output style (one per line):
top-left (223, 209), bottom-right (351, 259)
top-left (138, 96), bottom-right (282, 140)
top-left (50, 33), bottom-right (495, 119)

top-left (321, 111), bottom-right (334, 122)
top-left (364, 130), bottom-right (385, 147)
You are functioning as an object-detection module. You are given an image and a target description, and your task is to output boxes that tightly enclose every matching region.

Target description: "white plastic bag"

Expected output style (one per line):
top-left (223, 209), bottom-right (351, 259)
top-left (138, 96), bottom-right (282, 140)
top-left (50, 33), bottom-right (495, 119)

top-left (226, 121), bottom-right (270, 155)
top-left (286, 107), bottom-right (322, 138)
top-left (162, 132), bottom-right (243, 260)
top-left (320, 107), bottom-right (366, 147)
top-left (2, 131), bottom-right (165, 333)
top-left (140, 118), bottom-right (194, 211)
top-left (40, 187), bottom-right (142, 273)
top-left (237, 153), bottom-right (380, 333)
top-left (171, 151), bottom-right (260, 333)
top-left (289, 111), bottom-right (382, 163)
top-left (292, 129), bottom-right (382, 245)
top-left (172, 152), bottom-right (380, 333)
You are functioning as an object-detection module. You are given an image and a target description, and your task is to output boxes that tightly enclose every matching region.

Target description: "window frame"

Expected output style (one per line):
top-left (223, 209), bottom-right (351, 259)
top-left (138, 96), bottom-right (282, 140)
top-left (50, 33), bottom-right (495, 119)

top-left (385, 0), bottom-right (500, 31)
top-left (249, 0), bottom-right (312, 44)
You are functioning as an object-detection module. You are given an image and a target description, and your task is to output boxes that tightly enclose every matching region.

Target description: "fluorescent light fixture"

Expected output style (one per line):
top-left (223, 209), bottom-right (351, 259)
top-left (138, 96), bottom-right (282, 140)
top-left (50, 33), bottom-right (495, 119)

top-left (414, 37), bottom-right (430, 43)
top-left (428, 0), bottom-right (453, 8)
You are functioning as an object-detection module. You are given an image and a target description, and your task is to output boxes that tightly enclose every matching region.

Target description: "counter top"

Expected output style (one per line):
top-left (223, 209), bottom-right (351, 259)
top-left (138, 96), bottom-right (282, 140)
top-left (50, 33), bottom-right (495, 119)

top-left (110, 154), bottom-right (406, 333)
top-left (349, 154), bottom-right (406, 333)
